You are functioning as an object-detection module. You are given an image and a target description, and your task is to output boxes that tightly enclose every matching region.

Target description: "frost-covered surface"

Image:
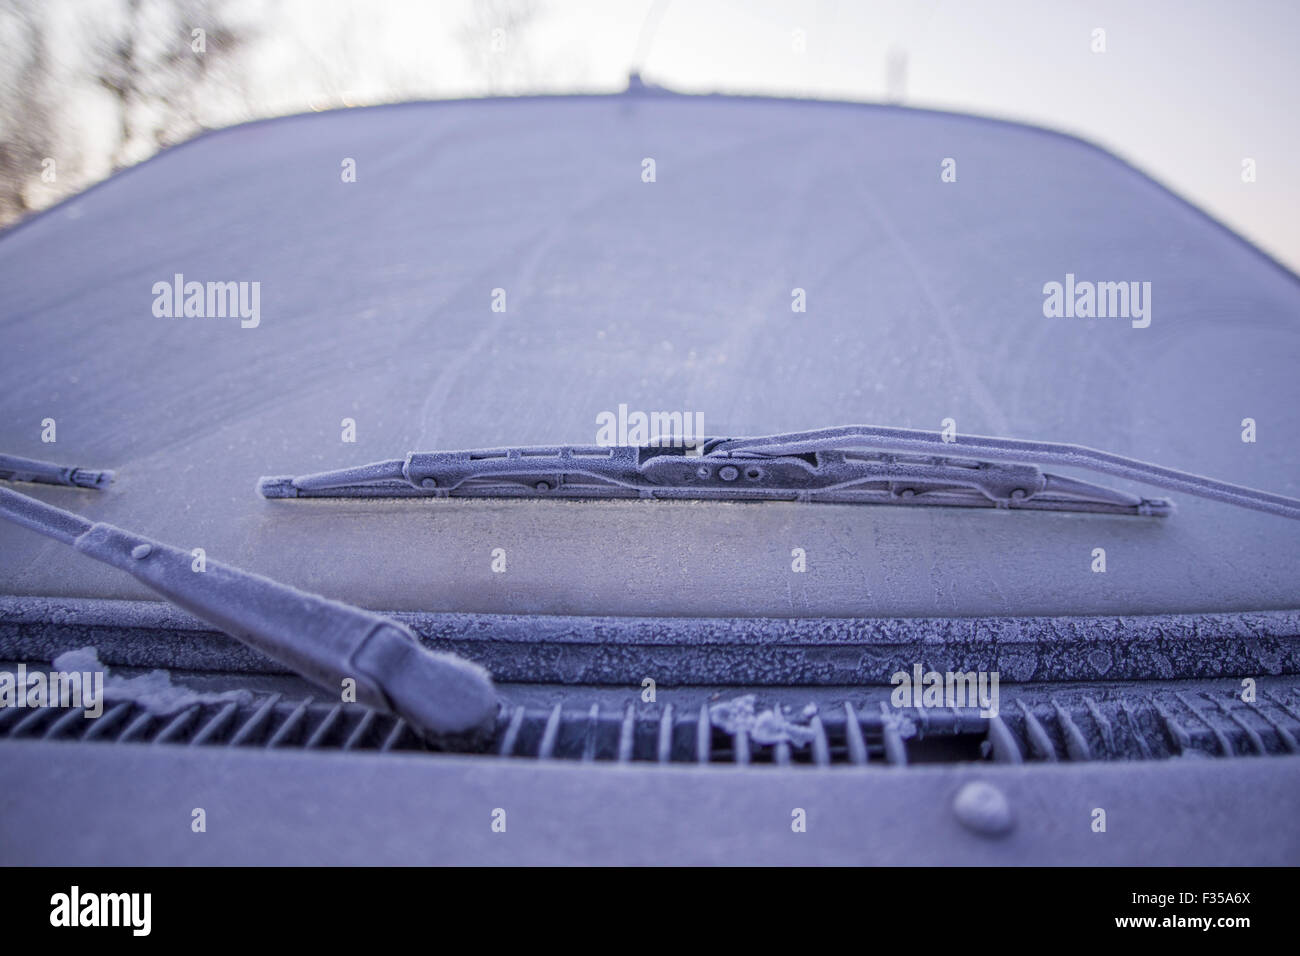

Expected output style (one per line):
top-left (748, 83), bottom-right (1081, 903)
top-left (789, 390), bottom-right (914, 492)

top-left (6, 741), bottom-right (1297, 865)
top-left (51, 646), bottom-right (251, 714)
top-left (708, 694), bottom-right (819, 746)
top-left (1, 93), bottom-right (1298, 617)
top-left (6, 596), bottom-right (1297, 685)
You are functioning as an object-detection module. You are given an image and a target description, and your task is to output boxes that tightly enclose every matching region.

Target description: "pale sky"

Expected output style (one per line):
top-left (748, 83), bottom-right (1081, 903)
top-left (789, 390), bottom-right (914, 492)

top-left (18, 0), bottom-right (1300, 272)
top-left (250, 0), bottom-right (1300, 272)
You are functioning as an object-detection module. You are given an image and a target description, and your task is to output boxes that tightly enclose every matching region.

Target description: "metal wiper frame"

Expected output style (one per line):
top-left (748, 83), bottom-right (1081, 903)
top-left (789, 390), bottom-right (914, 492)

top-left (0, 468), bottom-right (499, 737)
top-left (0, 453), bottom-right (114, 490)
top-left (260, 423), bottom-right (1300, 519)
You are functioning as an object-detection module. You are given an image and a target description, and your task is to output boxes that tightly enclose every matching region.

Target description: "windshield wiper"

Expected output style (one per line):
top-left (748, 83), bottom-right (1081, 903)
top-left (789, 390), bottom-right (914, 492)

top-left (0, 453), bottom-right (114, 490)
top-left (258, 423), bottom-right (1300, 520)
top-left (0, 483), bottom-right (498, 736)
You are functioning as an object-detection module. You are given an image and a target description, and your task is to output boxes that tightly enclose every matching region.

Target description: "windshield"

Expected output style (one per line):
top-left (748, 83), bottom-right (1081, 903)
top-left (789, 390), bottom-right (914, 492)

top-left (1, 1), bottom-right (1298, 621)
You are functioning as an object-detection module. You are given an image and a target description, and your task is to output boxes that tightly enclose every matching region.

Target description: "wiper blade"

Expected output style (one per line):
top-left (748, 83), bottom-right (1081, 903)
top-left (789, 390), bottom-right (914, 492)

top-left (715, 425), bottom-right (1300, 520)
top-left (253, 422), bottom-right (1300, 518)
top-left (262, 445), bottom-right (1161, 514)
top-left (0, 485), bottom-right (498, 736)
top-left (0, 453), bottom-right (114, 490)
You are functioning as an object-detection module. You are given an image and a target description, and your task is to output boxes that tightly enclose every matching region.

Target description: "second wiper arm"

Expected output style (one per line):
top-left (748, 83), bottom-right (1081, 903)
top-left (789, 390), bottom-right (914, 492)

top-left (253, 421), bottom-right (1300, 518)
top-left (0, 486), bottom-right (498, 736)
top-left (0, 453), bottom-right (114, 490)
top-left (714, 425), bottom-right (1300, 521)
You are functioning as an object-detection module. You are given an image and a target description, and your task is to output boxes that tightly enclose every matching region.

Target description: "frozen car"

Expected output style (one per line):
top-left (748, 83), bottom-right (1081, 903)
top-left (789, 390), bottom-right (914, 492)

top-left (1, 88), bottom-right (1298, 865)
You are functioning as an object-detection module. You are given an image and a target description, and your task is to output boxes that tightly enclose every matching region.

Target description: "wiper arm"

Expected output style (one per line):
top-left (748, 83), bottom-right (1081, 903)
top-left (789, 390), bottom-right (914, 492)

top-left (253, 422), bottom-right (1300, 518)
top-left (0, 452), bottom-right (114, 490)
top-left (714, 425), bottom-right (1300, 521)
top-left (0, 484), bottom-right (498, 736)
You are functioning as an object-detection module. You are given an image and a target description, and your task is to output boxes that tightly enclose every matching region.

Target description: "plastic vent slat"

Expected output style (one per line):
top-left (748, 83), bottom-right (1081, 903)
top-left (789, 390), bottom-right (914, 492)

top-left (985, 714), bottom-right (1023, 764)
top-left (1185, 693), bottom-right (1237, 756)
top-left (734, 728), bottom-right (751, 766)
top-left (43, 707), bottom-right (88, 740)
top-left (268, 698), bottom-right (313, 748)
top-left (1016, 701), bottom-right (1058, 761)
top-left (1256, 695), bottom-right (1300, 753)
top-left (381, 718), bottom-right (408, 752)
top-left (192, 701), bottom-right (239, 746)
top-left (810, 715), bottom-right (829, 766)
top-left (83, 702), bottom-right (132, 740)
top-left (1152, 699), bottom-right (1191, 755)
top-left (11, 708), bottom-right (49, 737)
top-left (118, 710), bottom-right (154, 743)
top-left (581, 704), bottom-right (599, 763)
top-left (230, 694), bottom-right (281, 747)
top-left (8, 683), bottom-right (1300, 768)
top-left (878, 704), bottom-right (906, 765)
top-left (1208, 696), bottom-right (1264, 755)
top-left (499, 705), bottom-right (525, 756)
top-left (772, 740), bottom-right (790, 766)
top-left (1118, 700), bottom-right (1155, 759)
top-left (537, 704), bottom-right (562, 759)
top-left (342, 709), bottom-right (375, 751)
top-left (304, 703), bottom-right (343, 749)
top-left (843, 703), bottom-right (868, 765)
top-left (617, 703), bottom-right (635, 763)
top-left (1083, 696), bottom-right (1115, 754)
top-left (694, 705), bottom-right (710, 764)
top-left (656, 704), bottom-right (674, 763)
top-left (154, 705), bottom-right (200, 744)
top-left (1053, 702), bottom-right (1091, 760)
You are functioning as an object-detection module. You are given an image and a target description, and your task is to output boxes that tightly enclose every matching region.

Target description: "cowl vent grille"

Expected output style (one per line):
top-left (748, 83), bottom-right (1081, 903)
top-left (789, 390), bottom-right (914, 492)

top-left (3, 681), bottom-right (1299, 767)
top-left (0, 695), bottom-right (427, 752)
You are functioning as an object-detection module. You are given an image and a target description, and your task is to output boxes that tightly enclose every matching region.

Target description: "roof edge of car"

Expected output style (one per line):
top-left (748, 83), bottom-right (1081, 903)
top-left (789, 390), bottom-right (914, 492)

top-left (5, 84), bottom-right (1298, 290)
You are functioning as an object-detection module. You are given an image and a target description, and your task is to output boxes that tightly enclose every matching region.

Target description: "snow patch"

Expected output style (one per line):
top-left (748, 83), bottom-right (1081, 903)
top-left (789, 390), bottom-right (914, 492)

top-left (709, 694), bottom-right (818, 747)
top-left (51, 647), bottom-right (252, 715)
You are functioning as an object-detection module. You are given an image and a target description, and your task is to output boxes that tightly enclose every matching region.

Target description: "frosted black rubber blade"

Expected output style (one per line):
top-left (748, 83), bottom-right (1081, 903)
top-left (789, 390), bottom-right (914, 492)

top-left (715, 425), bottom-right (1300, 521)
top-left (0, 452), bottom-right (114, 490)
top-left (251, 425), bottom-right (1253, 518)
top-left (0, 486), bottom-right (498, 736)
